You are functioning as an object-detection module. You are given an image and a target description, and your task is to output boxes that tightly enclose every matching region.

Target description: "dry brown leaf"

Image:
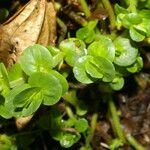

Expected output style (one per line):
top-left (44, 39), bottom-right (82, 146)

top-left (0, 0), bottom-right (56, 67)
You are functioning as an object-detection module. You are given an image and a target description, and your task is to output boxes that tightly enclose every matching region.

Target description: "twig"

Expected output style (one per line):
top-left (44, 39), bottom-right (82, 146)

top-left (101, 0), bottom-right (116, 30)
top-left (79, 0), bottom-right (91, 18)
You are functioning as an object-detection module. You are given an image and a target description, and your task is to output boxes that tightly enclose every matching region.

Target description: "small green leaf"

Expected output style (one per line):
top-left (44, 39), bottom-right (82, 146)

top-left (28, 72), bottom-right (62, 106)
top-left (5, 84), bottom-right (30, 117)
top-left (19, 44), bottom-right (53, 75)
top-left (8, 64), bottom-right (25, 88)
top-left (85, 59), bottom-right (103, 79)
top-left (73, 56), bottom-right (94, 84)
top-left (76, 20), bottom-right (98, 43)
top-left (109, 77), bottom-right (124, 91)
top-left (130, 27), bottom-right (145, 42)
top-left (114, 37), bottom-right (138, 66)
top-left (76, 27), bottom-right (96, 43)
top-left (115, 4), bottom-right (128, 15)
top-left (52, 52), bottom-right (64, 67)
top-left (13, 87), bottom-right (41, 108)
top-left (87, 20), bottom-right (98, 30)
top-left (21, 97), bottom-right (42, 117)
top-left (60, 133), bottom-right (80, 148)
top-left (75, 118), bottom-right (88, 133)
top-left (139, 9), bottom-right (150, 19)
top-left (87, 56), bottom-right (115, 82)
top-left (0, 63), bottom-right (10, 97)
top-left (109, 138), bottom-right (123, 150)
top-left (140, 19), bottom-right (150, 36)
top-left (13, 87), bottom-right (42, 117)
top-left (0, 105), bottom-right (12, 119)
top-left (76, 27), bottom-right (90, 40)
top-left (80, 145), bottom-right (92, 150)
top-left (59, 38), bottom-right (86, 66)
top-left (47, 45), bottom-right (61, 56)
top-left (122, 13), bottom-right (142, 28)
top-left (49, 70), bottom-right (68, 95)
top-left (87, 36), bottom-right (115, 62)
top-left (127, 57), bottom-right (143, 73)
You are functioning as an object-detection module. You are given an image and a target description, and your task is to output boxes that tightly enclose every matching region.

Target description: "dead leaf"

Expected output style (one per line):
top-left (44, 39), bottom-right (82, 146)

top-left (0, 0), bottom-right (56, 67)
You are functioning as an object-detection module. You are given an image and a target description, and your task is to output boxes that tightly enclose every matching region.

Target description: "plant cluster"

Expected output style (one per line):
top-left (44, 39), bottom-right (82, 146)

top-left (115, 0), bottom-right (150, 42)
top-left (0, 0), bottom-right (149, 149)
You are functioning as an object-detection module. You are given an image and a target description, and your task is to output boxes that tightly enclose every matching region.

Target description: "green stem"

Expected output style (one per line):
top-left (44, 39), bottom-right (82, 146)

top-left (80, 0), bottom-right (91, 18)
top-left (66, 105), bottom-right (76, 120)
top-left (101, 0), bottom-right (116, 30)
top-left (108, 96), bottom-right (125, 143)
top-left (126, 134), bottom-right (145, 150)
top-left (85, 113), bottom-right (98, 146)
top-left (57, 18), bottom-right (67, 43)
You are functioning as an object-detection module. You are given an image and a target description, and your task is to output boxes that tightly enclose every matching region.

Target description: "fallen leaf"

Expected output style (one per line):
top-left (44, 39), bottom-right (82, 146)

top-left (0, 0), bottom-right (56, 67)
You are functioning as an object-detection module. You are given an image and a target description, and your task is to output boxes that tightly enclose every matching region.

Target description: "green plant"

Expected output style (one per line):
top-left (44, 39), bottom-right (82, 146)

top-left (0, 0), bottom-right (149, 149)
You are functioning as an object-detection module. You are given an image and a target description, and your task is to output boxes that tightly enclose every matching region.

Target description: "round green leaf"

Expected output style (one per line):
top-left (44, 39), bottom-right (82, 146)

top-left (85, 58), bottom-right (103, 79)
top-left (139, 19), bottom-right (150, 36)
top-left (28, 72), bottom-right (62, 105)
top-left (59, 38), bottom-right (86, 66)
top-left (60, 133), bottom-right (80, 148)
top-left (73, 56), bottom-right (94, 84)
top-left (76, 27), bottom-right (96, 43)
top-left (130, 27), bottom-right (145, 42)
top-left (0, 105), bottom-right (12, 119)
top-left (76, 27), bottom-right (90, 40)
top-left (122, 13), bottom-right (142, 28)
top-left (127, 57), bottom-right (143, 73)
top-left (5, 84), bottom-right (30, 117)
top-left (109, 77), bottom-right (124, 91)
top-left (21, 96), bottom-right (42, 117)
top-left (87, 56), bottom-right (115, 82)
top-left (19, 44), bottom-right (53, 75)
top-left (13, 87), bottom-right (43, 116)
top-left (87, 36), bottom-right (115, 62)
top-left (49, 70), bottom-right (68, 95)
top-left (114, 37), bottom-right (138, 66)
top-left (8, 64), bottom-right (25, 88)
top-left (115, 4), bottom-right (128, 15)
top-left (75, 118), bottom-right (88, 133)
top-left (13, 87), bottom-right (42, 108)
top-left (139, 9), bottom-right (150, 19)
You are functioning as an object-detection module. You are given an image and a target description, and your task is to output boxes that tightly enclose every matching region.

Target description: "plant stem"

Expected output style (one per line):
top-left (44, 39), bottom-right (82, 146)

top-left (85, 113), bottom-right (98, 146)
top-left (57, 18), bottom-right (67, 43)
top-left (91, 113), bottom-right (98, 130)
top-left (126, 134), bottom-right (145, 150)
top-left (101, 0), bottom-right (116, 30)
top-left (80, 0), bottom-right (91, 18)
top-left (66, 105), bottom-right (76, 120)
top-left (108, 95), bottom-right (125, 143)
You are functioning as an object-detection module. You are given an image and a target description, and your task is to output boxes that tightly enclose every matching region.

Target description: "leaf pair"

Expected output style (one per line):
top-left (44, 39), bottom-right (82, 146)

top-left (73, 55), bottom-right (115, 84)
top-left (0, 45), bottom-right (68, 118)
top-left (115, 4), bottom-right (150, 42)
